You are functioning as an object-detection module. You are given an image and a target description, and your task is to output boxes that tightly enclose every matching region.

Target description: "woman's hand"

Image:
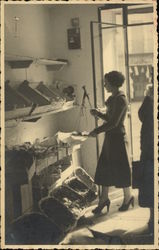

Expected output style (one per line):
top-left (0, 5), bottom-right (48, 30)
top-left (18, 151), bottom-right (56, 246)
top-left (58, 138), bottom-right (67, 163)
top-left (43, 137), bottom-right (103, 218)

top-left (90, 109), bottom-right (99, 117)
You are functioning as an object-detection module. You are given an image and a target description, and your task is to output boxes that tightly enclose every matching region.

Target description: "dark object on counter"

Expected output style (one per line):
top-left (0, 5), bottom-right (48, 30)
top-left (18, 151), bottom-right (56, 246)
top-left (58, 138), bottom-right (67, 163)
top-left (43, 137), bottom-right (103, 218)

top-left (18, 80), bottom-right (51, 106)
top-left (64, 176), bottom-right (97, 203)
top-left (36, 81), bottom-right (62, 102)
top-left (39, 197), bottom-right (77, 232)
top-left (5, 212), bottom-right (62, 245)
top-left (5, 80), bottom-right (31, 111)
top-left (63, 86), bottom-right (75, 101)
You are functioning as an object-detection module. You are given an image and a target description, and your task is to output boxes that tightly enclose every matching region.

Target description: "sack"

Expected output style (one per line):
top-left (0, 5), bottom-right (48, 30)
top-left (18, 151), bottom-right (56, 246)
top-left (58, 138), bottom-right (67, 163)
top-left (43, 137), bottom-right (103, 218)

top-left (132, 161), bottom-right (143, 189)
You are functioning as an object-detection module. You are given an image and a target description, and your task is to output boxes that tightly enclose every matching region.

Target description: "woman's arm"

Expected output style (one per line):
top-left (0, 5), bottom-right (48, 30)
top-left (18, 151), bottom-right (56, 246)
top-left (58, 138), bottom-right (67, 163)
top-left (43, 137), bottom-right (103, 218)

top-left (90, 96), bottom-right (127, 135)
top-left (90, 109), bottom-right (108, 121)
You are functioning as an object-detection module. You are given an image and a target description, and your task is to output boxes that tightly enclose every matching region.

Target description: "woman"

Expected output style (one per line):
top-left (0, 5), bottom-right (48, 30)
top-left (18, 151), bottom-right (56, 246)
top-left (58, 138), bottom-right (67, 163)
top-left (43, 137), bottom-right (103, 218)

top-left (138, 84), bottom-right (154, 233)
top-left (89, 71), bottom-right (133, 214)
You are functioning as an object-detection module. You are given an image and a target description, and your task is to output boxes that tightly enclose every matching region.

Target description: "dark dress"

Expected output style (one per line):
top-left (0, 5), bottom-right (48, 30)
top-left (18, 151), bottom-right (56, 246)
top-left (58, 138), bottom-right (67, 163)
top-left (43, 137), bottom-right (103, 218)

top-left (93, 91), bottom-right (131, 188)
top-left (138, 96), bottom-right (154, 208)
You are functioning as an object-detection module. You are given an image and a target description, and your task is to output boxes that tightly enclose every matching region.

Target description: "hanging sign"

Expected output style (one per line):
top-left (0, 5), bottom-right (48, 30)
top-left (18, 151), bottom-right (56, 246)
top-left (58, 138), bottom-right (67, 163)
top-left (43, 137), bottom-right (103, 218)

top-left (67, 28), bottom-right (81, 50)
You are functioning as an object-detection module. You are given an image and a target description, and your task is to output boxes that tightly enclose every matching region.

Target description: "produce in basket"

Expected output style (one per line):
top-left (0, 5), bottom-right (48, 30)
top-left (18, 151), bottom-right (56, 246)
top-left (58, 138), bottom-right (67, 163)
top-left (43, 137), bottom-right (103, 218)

top-left (39, 197), bottom-right (77, 232)
top-left (64, 176), bottom-right (97, 203)
top-left (74, 166), bottom-right (98, 193)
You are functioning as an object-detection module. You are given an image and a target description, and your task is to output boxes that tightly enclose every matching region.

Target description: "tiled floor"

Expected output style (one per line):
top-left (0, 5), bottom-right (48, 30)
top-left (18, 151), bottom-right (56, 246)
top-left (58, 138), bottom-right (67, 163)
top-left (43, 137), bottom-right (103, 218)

top-left (61, 190), bottom-right (154, 246)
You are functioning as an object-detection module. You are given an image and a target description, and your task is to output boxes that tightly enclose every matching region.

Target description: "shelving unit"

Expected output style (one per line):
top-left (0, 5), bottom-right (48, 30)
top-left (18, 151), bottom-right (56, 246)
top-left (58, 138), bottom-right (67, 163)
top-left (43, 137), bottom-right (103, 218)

top-left (5, 55), bottom-right (68, 71)
top-left (5, 101), bottom-right (77, 123)
top-left (5, 54), bottom-right (71, 123)
top-left (37, 58), bottom-right (68, 71)
top-left (5, 52), bottom-right (81, 228)
top-left (5, 55), bottom-right (34, 69)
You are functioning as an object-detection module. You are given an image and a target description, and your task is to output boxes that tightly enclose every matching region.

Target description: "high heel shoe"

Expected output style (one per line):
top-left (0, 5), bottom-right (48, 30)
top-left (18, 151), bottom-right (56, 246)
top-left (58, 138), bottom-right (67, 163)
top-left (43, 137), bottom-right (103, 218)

top-left (92, 199), bottom-right (110, 215)
top-left (118, 196), bottom-right (134, 211)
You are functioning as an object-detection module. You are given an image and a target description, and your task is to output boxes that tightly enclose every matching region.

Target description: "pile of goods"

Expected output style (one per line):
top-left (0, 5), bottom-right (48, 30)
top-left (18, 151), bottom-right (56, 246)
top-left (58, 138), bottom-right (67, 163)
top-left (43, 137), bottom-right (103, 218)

top-left (18, 80), bottom-right (51, 106)
top-left (36, 81), bottom-right (63, 102)
top-left (52, 79), bottom-right (77, 102)
top-left (5, 80), bottom-right (31, 111)
top-left (5, 80), bottom-right (76, 115)
top-left (5, 131), bottom-right (97, 244)
top-left (74, 167), bottom-right (97, 193)
top-left (50, 185), bottom-right (86, 216)
top-left (37, 167), bottom-right (97, 236)
top-left (64, 176), bottom-right (97, 203)
top-left (39, 197), bottom-right (77, 233)
top-left (6, 161), bottom-right (97, 244)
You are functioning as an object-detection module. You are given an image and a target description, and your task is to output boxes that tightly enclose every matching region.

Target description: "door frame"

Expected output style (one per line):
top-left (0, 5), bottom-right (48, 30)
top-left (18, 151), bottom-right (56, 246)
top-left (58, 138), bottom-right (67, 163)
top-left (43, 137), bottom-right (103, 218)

top-left (90, 3), bottom-right (154, 160)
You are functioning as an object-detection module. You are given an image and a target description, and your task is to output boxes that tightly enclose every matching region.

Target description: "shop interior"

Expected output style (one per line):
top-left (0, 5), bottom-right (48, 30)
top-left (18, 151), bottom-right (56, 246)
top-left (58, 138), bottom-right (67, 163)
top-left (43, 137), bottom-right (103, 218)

top-left (3, 2), bottom-right (155, 246)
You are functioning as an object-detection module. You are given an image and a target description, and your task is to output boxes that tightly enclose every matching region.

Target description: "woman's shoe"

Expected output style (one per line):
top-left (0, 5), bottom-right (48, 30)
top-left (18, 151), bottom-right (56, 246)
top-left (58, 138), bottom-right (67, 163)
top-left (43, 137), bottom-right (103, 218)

top-left (92, 199), bottom-right (110, 215)
top-left (118, 196), bottom-right (134, 211)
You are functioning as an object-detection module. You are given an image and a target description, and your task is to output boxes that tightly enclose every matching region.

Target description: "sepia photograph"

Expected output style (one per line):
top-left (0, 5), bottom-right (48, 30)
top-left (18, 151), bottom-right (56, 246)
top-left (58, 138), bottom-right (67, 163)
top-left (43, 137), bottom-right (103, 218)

top-left (0, 0), bottom-right (158, 249)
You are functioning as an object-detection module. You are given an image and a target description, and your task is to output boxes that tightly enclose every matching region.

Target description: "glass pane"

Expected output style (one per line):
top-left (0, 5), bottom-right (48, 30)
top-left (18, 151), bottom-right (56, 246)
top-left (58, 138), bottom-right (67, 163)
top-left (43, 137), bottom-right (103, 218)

top-left (91, 22), bottom-right (117, 194)
top-left (102, 25), bottom-right (127, 98)
top-left (100, 8), bottom-right (123, 25)
top-left (101, 25), bottom-right (132, 159)
top-left (128, 24), bottom-right (154, 160)
top-left (128, 4), bottom-right (153, 24)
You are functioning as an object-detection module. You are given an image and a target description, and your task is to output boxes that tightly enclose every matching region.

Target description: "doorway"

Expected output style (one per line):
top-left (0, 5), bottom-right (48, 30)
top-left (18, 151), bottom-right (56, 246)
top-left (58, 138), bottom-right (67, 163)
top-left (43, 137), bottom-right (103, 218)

top-left (90, 3), bottom-right (154, 162)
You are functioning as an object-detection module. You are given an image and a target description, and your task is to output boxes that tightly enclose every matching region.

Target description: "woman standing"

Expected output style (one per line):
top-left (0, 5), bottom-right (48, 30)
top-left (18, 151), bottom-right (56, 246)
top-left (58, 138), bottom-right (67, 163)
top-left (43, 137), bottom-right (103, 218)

top-left (89, 71), bottom-right (133, 214)
top-left (138, 84), bottom-right (154, 233)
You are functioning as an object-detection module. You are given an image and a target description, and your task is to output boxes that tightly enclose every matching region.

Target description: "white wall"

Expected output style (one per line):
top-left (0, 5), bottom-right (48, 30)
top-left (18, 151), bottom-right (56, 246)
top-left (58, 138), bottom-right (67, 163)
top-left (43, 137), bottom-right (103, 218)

top-left (5, 4), bottom-right (52, 58)
top-left (5, 3), bottom-right (103, 177)
top-left (5, 4), bottom-right (58, 146)
top-left (49, 4), bottom-right (102, 177)
top-left (5, 4), bottom-right (55, 85)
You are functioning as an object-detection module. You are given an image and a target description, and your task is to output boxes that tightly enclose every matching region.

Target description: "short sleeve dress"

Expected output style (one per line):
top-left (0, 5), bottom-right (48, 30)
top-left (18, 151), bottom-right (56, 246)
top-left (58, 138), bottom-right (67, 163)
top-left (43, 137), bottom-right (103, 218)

top-left (93, 91), bottom-right (131, 188)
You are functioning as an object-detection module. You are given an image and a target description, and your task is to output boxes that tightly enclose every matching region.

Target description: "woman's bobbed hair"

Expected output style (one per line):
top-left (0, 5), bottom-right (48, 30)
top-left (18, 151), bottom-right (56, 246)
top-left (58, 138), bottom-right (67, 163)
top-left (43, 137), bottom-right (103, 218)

top-left (105, 71), bottom-right (125, 87)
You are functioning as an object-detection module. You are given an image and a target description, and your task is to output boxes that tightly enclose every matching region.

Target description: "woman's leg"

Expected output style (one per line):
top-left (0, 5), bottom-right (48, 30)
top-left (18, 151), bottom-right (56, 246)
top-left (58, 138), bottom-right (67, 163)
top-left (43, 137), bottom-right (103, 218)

top-left (99, 186), bottom-right (109, 205)
top-left (92, 186), bottom-right (110, 214)
top-left (118, 187), bottom-right (134, 211)
top-left (123, 187), bottom-right (131, 204)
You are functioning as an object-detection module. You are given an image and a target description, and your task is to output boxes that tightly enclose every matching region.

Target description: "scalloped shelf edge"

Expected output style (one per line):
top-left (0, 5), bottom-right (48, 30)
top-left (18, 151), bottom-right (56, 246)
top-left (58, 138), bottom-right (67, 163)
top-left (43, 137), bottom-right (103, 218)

top-left (5, 103), bottom-right (77, 123)
top-left (5, 56), bottom-right (68, 70)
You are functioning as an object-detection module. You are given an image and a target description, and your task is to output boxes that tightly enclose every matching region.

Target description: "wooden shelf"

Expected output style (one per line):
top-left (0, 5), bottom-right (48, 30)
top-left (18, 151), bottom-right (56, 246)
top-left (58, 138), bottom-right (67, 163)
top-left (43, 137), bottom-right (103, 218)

top-left (5, 55), bottom-right (68, 71)
top-left (5, 101), bottom-right (77, 123)
top-left (37, 59), bottom-right (68, 71)
top-left (37, 58), bottom-right (68, 65)
top-left (5, 55), bottom-right (33, 69)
